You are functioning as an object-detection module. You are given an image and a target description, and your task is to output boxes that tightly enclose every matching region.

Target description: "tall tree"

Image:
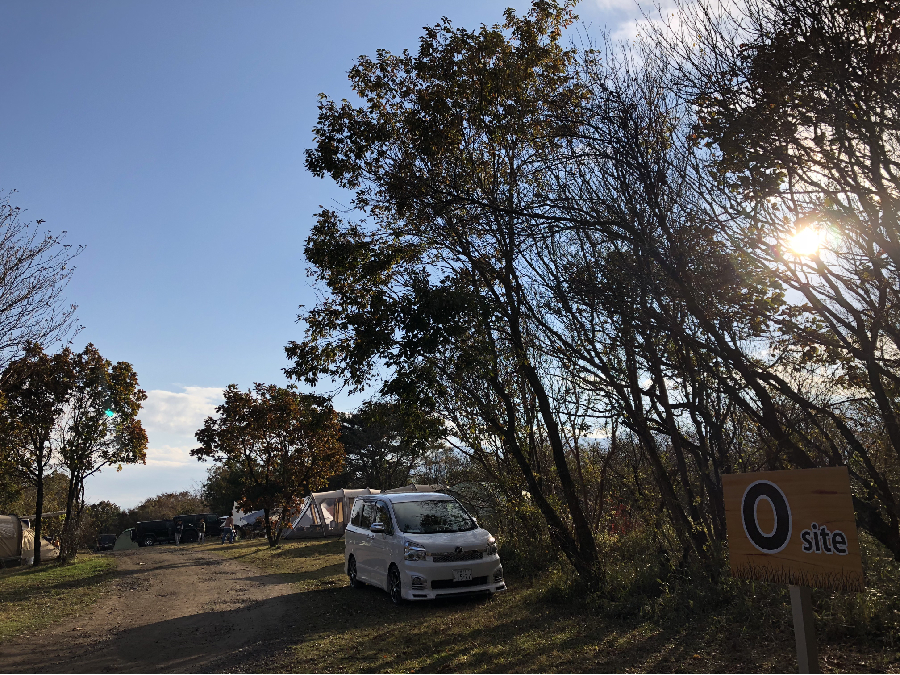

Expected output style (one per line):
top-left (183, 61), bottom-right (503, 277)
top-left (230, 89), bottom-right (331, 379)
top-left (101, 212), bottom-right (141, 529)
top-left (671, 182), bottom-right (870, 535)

top-left (192, 384), bottom-right (344, 547)
top-left (0, 344), bottom-right (73, 564)
top-left (54, 344), bottom-right (147, 562)
top-left (201, 464), bottom-right (245, 517)
top-left (648, 0), bottom-right (900, 558)
top-left (339, 398), bottom-right (446, 490)
top-left (289, 1), bottom-right (610, 588)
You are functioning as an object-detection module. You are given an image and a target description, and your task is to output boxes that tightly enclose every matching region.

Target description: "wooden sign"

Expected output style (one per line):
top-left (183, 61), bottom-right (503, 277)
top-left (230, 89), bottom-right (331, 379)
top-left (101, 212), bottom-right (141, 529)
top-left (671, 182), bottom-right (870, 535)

top-left (723, 467), bottom-right (864, 592)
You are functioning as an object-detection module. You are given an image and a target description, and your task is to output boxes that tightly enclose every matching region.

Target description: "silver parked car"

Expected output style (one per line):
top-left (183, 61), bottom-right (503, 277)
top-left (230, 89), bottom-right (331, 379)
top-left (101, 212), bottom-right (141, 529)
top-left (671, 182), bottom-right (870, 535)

top-left (344, 492), bottom-right (506, 603)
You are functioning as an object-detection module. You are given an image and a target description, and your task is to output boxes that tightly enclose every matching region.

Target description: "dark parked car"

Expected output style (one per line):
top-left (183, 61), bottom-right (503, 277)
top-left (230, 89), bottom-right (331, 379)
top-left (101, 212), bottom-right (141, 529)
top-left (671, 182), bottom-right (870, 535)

top-left (132, 520), bottom-right (175, 547)
top-left (173, 513), bottom-right (223, 542)
top-left (200, 513), bottom-right (223, 537)
top-left (95, 534), bottom-right (116, 552)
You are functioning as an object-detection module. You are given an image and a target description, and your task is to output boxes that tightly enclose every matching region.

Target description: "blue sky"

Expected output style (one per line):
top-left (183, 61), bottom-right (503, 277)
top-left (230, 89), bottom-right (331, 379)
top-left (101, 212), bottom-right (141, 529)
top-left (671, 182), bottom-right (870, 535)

top-left (1, 0), bottom-right (647, 508)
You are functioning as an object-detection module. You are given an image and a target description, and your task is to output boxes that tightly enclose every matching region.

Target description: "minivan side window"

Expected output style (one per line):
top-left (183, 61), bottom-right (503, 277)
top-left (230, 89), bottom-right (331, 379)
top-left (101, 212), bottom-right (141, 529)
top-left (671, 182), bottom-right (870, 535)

top-left (374, 502), bottom-right (393, 534)
top-left (350, 499), bottom-right (363, 527)
top-left (359, 502), bottom-right (375, 529)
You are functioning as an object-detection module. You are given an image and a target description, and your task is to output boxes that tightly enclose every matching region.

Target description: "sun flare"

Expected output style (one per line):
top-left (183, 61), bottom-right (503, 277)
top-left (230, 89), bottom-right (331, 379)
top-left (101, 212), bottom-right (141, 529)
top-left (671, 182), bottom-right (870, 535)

top-left (788, 226), bottom-right (821, 256)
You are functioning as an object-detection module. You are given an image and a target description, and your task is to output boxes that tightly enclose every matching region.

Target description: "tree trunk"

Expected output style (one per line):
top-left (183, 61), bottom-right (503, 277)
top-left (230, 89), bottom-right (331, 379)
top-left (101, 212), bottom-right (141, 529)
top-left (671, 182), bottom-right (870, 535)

top-left (32, 461), bottom-right (44, 566)
top-left (60, 473), bottom-right (80, 564)
top-left (263, 508), bottom-right (276, 547)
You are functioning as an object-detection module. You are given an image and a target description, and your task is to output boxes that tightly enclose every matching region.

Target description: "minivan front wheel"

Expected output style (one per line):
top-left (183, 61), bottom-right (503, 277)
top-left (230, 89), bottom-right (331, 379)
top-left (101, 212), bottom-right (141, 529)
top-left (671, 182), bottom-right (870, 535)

top-left (388, 564), bottom-right (403, 605)
top-left (142, 536), bottom-right (155, 547)
top-left (348, 556), bottom-right (363, 589)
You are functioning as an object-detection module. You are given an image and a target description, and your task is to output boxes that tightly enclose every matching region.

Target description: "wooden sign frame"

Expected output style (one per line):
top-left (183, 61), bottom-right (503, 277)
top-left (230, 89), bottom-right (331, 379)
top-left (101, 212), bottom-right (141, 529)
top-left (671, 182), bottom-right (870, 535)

top-left (723, 467), bottom-right (864, 592)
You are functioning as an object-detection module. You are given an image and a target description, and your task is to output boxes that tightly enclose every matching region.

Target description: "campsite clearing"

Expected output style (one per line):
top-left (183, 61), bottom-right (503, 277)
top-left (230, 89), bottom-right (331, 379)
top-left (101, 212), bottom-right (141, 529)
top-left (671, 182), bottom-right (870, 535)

top-left (209, 539), bottom-right (898, 673)
top-left (0, 540), bottom-right (895, 673)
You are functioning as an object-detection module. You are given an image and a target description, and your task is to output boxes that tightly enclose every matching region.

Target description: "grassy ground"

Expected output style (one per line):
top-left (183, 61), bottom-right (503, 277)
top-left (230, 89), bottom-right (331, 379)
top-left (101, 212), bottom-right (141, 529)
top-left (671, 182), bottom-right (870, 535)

top-left (204, 537), bottom-right (899, 673)
top-left (0, 554), bottom-right (117, 640)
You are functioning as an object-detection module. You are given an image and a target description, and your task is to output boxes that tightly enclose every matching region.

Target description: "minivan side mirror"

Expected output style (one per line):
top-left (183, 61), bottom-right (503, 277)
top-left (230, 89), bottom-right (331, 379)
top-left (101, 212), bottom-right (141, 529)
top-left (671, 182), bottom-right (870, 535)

top-left (370, 522), bottom-right (386, 533)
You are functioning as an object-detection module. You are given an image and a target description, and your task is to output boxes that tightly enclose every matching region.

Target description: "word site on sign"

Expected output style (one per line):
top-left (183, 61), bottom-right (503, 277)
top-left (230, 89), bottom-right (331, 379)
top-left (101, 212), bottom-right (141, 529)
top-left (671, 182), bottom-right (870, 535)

top-left (723, 467), bottom-right (864, 592)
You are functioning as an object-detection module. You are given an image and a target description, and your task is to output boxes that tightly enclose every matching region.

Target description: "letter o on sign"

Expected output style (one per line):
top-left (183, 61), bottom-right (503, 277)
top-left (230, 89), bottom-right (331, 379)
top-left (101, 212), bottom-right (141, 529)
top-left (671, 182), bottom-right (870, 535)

top-left (741, 480), bottom-right (792, 553)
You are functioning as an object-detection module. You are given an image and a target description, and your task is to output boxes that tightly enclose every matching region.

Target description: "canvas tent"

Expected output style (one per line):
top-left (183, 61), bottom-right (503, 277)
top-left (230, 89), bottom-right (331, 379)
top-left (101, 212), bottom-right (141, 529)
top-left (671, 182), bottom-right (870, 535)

top-left (0, 515), bottom-right (23, 567)
top-left (233, 484), bottom-right (446, 541)
top-left (0, 515), bottom-right (60, 566)
top-left (21, 530), bottom-right (59, 563)
top-left (282, 488), bottom-right (381, 539)
top-left (114, 528), bottom-right (138, 550)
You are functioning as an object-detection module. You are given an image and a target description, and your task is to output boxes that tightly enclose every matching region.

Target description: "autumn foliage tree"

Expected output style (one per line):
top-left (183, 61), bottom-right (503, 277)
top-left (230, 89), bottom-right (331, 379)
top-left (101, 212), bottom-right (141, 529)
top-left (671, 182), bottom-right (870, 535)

top-left (0, 343), bottom-right (146, 563)
top-left (0, 343), bottom-right (147, 563)
top-left (289, 1), bottom-right (608, 589)
top-left (192, 384), bottom-right (344, 547)
top-left (289, 0), bottom-right (900, 592)
top-left (1, 345), bottom-right (75, 565)
top-left (54, 344), bottom-right (148, 562)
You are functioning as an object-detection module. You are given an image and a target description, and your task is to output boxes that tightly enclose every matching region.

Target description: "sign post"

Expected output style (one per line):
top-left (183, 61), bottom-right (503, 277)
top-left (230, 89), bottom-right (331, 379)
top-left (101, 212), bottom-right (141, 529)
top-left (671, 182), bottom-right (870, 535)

top-left (790, 585), bottom-right (818, 673)
top-left (723, 467), bottom-right (864, 674)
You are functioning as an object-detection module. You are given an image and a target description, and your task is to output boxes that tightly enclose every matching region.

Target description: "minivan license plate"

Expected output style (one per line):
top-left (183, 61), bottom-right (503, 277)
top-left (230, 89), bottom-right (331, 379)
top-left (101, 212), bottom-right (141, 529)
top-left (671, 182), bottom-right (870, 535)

top-left (453, 569), bottom-right (472, 582)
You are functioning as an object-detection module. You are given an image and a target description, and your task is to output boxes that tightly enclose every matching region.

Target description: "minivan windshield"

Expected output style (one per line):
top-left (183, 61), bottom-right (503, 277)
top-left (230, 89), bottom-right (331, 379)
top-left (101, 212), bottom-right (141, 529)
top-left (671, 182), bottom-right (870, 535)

top-left (392, 500), bottom-right (476, 534)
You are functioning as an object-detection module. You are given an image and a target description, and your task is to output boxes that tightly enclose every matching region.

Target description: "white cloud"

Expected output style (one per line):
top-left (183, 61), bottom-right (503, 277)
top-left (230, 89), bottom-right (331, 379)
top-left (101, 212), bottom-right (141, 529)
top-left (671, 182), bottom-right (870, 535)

top-left (609, 0), bottom-right (683, 42)
top-left (140, 386), bottom-right (224, 436)
top-left (84, 386), bottom-right (225, 508)
top-left (137, 386), bottom-right (224, 467)
top-left (594, 0), bottom-right (645, 10)
top-left (144, 443), bottom-right (196, 468)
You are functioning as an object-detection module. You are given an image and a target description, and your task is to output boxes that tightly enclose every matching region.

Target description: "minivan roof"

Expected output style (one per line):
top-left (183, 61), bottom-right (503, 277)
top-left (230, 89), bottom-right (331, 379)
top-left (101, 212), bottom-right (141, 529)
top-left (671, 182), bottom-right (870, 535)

top-left (376, 492), bottom-right (453, 504)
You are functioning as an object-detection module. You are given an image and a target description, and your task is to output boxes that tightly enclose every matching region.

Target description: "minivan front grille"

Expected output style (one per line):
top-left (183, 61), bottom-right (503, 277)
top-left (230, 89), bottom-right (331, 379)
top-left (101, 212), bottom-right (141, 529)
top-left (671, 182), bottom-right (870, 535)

top-left (431, 550), bottom-right (484, 563)
top-left (432, 576), bottom-right (488, 589)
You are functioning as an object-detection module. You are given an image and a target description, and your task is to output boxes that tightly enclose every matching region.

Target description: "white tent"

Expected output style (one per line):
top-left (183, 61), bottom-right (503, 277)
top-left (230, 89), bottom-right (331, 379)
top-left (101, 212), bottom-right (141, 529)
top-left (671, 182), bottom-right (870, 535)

top-left (24, 532), bottom-right (60, 563)
top-left (233, 507), bottom-right (266, 529)
top-left (282, 488), bottom-right (381, 539)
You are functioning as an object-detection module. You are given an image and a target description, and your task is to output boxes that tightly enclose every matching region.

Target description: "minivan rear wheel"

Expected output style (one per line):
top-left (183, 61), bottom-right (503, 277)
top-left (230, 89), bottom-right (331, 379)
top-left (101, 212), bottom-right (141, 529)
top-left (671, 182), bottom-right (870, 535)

top-left (141, 535), bottom-right (155, 547)
top-left (388, 564), bottom-right (403, 605)
top-left (348, 556), bottom-right (363, 588)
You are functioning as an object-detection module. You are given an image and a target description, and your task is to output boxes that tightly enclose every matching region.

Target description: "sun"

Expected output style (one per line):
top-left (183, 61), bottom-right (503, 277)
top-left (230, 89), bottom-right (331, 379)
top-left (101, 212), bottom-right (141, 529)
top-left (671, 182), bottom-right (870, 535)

top-left (787, 226), bottom-right (821, 256)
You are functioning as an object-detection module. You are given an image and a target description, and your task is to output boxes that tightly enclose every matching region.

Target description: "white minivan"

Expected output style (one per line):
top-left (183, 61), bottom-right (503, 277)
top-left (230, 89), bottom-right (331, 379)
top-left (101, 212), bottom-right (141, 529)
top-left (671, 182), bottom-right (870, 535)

top-left (344, 492), bottom-right (506, 603)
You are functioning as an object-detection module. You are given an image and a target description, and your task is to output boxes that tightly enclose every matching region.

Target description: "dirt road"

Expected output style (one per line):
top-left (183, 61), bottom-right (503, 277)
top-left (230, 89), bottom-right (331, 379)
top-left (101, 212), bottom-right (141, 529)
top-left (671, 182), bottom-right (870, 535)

top-left (0, 545), bottom-right (298, 673)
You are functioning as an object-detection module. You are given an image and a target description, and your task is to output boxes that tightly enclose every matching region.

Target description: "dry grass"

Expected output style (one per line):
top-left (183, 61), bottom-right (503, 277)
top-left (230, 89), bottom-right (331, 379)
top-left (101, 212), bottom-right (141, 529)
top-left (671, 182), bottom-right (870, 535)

top-left (204, 537), bottom-right (899, 673)
top-left (0, 554), bottom-right (117, 639)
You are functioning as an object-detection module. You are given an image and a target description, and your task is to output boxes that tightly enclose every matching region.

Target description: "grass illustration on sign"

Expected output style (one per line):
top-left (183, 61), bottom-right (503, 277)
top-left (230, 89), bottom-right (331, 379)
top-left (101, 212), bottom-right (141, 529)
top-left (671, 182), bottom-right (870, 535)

top-left (730, 562), bottom-right (864, 592)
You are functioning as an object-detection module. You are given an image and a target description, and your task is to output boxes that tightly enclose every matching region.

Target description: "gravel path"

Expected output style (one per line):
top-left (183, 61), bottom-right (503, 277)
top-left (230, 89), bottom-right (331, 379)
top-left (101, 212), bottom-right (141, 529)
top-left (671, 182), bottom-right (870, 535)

top-left (0, 545), bottom-right (297, 673)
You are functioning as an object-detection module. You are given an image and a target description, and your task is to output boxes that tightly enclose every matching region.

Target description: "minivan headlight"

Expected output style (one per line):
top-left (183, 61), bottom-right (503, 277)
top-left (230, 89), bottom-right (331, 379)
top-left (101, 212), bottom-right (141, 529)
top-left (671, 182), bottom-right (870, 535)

top-left (486, 536), bottom-right (498, 556)
top-left (404, 540), bottom-right (426, 561)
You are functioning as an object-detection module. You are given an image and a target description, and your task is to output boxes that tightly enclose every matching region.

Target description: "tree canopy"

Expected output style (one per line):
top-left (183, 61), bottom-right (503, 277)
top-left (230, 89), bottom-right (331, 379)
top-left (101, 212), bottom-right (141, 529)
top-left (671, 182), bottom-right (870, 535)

top-left (338, 397), bottom-right (447, 490)
top-left (192, 384), bottom-right (344, 547)
top-left (0, 343), bottom-right (147, 563)
top-left (288, 0), bottom-right (900, 587)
